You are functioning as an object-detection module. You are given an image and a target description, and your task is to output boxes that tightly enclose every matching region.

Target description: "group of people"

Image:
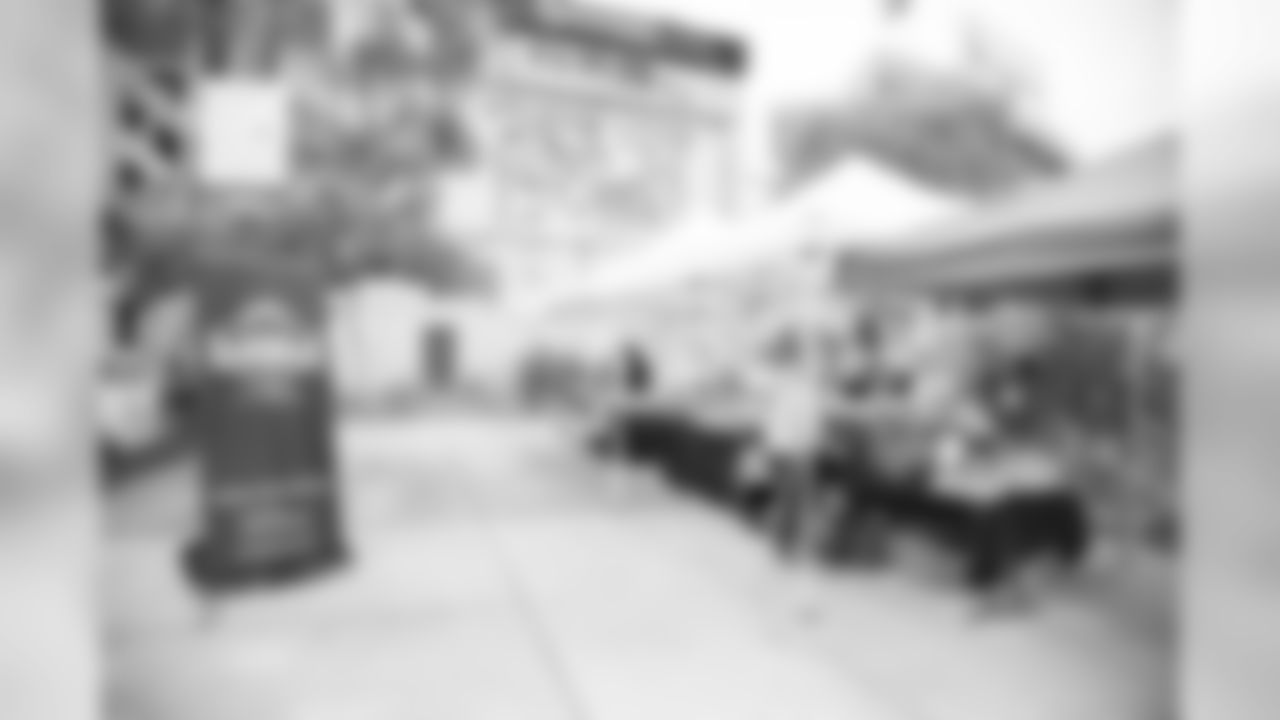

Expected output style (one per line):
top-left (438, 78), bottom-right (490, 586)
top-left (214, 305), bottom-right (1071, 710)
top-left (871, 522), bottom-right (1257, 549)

top-left (593, 301), bottom-right (1094, 614)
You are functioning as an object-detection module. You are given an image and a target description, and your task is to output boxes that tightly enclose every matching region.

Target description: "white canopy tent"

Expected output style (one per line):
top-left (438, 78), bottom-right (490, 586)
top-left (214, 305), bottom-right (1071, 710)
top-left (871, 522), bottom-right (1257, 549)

top-left (493, 157), bottom-right (969, 318)
top-left (493, 129), bottom-right (1177, 318)
top-left (845, 134), bottom-right (1179, 295)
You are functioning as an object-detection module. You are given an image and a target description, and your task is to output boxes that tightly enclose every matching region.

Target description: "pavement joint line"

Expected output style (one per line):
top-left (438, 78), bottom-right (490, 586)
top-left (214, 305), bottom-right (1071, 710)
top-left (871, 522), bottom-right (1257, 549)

top-left (461, 462), bottom-right (600, 720)
top-left (640, 490), bottom-right (942, 720)
top-left (113, 416), bottom-right (1141, 720)
top-left (465, 426), bottom-right (930, 720)
top-left (507, 425), bottom-right (921, 720)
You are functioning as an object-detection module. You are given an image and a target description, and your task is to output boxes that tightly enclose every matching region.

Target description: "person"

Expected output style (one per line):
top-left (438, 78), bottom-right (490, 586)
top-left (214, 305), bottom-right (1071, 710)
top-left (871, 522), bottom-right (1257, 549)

top-left (620, 344), bottom-right (654, 397)
top-left (741, 344), bottom-right (844, 566)
top-left (736, 362), bottom-right (844, 615)
top-left (927, 400), bottom-right (1088, 615)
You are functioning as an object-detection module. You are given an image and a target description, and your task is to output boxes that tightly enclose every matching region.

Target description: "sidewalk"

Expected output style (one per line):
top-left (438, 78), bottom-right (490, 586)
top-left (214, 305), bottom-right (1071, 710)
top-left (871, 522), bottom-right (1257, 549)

top-left (634, 481), bottom-right (1173, 720)
top-left (104, 413), bottom-right (910, 720)
top-left (104, 411), bottom-right (1170, 720)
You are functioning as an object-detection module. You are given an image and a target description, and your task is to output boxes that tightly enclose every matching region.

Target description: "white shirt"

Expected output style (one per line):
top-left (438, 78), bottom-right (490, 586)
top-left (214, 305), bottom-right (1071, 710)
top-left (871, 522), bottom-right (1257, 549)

top-left (931, 441), bottom-right (1066, 502)
top-left (756, 375), bottom-right (830, 457)
top-left (735, 380), bottom-right (828, 488)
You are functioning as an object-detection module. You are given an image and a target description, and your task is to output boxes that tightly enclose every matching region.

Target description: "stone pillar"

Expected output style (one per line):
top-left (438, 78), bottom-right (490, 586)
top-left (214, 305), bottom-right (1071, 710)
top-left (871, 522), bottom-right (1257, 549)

top-left (0, 1), bottom-right (101, 719)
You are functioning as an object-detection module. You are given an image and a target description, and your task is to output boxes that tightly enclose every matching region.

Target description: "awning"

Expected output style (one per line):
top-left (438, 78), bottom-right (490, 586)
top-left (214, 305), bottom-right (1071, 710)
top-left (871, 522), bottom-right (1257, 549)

top-left (500, 132), bottom-right (1178, 317)
top-left (501, 158), bottom-right (966, 316)
top-left (891, 215), bottom-right (1176, 298)
top-left (836, 134), bottom-right (1179, 296)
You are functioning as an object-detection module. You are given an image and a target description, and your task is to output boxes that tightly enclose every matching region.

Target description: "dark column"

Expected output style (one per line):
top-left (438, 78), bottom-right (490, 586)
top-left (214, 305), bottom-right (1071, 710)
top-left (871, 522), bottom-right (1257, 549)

top-left (423, 323), bottom-right (457, 389)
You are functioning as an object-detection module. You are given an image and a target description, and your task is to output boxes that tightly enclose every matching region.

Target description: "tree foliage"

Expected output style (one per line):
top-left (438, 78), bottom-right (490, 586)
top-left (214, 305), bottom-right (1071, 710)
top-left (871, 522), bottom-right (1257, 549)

top-left (778, 57), bottom-right (1068, 197)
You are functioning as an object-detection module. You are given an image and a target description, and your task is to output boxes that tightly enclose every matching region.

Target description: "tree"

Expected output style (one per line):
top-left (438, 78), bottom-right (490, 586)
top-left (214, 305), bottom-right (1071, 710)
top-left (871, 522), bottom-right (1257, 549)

top-left (103, 0), bottom-right (237, 68)
top-left (777, 31), bottom-right (1068, 198)
top-left (124, 187), bottom-right (492, 295)
top-left (339, 0), bottom-right (477, 85)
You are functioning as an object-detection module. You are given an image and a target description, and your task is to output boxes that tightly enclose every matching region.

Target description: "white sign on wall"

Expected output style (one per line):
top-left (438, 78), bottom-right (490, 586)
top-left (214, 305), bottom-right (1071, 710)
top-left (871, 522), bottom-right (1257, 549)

top-left (436, 173), bottom-right (492, 237)
top-left (192, 79), bottom-right (294, 186)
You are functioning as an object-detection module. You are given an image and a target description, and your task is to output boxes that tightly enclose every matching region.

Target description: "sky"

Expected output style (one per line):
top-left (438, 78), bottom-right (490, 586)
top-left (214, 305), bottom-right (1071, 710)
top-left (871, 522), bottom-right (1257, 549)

top-left (586, 0), bottom-right (1176, 163)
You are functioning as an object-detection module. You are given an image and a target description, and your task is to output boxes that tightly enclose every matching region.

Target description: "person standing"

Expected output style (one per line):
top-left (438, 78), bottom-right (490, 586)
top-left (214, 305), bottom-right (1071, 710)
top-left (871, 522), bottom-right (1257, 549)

top-left (928, 400), bottom-right (1088, 615)
top-left (620, 343), bottom-right (654, 397)
top-left (742, 342), bottom-right (844, 569)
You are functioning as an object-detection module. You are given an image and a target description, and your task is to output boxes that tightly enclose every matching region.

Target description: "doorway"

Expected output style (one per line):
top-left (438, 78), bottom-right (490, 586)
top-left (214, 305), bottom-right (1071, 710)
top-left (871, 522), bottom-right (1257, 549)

top-left (423, 323), bottom-right (458, 390)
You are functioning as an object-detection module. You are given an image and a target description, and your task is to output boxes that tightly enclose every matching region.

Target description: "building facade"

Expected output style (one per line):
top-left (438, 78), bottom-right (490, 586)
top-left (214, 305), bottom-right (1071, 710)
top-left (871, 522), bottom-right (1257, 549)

top-left (105, 0), bottom-right (750, 400)
top-left (310, 0), bottom-right (750, 397)
top-left (448, 0), bottom-right (748, 290)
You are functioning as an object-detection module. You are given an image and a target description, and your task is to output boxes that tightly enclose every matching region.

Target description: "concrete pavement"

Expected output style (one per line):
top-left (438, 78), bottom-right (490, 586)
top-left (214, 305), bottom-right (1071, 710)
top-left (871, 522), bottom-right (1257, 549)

top-left (104, 410), bottom-right (1169, 720)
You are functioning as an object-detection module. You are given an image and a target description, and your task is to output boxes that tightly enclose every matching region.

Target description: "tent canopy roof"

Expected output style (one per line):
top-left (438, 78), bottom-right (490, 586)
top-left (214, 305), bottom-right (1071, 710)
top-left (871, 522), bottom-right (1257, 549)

top-left (836, 135), bottom-right (1178, 296)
